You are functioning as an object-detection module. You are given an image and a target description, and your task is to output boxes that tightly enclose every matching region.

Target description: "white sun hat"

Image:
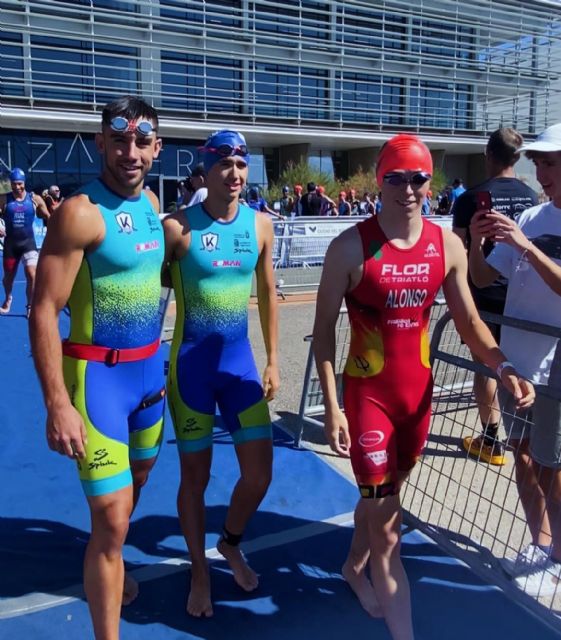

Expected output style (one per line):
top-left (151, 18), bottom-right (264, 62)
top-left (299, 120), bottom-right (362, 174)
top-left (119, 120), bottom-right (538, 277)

top-left (520, 123), bottom-right (561, 153)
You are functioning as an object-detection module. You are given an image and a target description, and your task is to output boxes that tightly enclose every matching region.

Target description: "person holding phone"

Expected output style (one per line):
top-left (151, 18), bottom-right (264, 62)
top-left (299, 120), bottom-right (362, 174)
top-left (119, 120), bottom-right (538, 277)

top-left (468, 122), bottom-right (561, 596)
top-left (452, 128), bottom-right (538, 466)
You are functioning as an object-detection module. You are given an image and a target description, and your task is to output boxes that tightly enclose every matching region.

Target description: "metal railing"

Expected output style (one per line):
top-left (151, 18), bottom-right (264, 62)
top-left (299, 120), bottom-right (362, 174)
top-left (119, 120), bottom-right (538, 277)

top-left (272, 216), bottom-right (453, 293)
top-left (296, 304), bottom-right (561, 628)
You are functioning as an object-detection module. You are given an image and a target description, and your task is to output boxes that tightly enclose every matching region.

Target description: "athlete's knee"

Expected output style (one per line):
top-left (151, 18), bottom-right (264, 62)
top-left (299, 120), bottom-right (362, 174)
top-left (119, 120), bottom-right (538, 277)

top-left (240, 465), bottom-right (272, 496)
top-left (179, 453), bottom-right (211, 494)
top-left (89, 497), bottom-right (132, 550)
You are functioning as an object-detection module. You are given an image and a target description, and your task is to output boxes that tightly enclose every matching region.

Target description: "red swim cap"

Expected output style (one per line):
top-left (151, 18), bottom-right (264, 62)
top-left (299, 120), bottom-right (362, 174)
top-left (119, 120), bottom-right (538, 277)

top-left (376, 134), bottom-right (433, 186)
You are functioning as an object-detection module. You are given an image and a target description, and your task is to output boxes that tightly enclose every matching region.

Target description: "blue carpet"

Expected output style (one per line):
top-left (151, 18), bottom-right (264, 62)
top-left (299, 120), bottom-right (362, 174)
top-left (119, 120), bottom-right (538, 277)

top-left (0, 271), bottom-right (559, 639)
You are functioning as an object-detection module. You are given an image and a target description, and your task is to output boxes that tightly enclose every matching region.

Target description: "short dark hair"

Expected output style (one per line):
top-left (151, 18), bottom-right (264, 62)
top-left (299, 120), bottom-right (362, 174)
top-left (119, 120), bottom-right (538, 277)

top-left (307, 181), bottom-right (316, 192)
top-left (486, 127), bottom-right (523, 167)
top-left (452, 178), bottom-right (462, 186)
top-left (190, 163), bottom-right (206, 179)
top-left (101, 95), bottom-right (159, 129)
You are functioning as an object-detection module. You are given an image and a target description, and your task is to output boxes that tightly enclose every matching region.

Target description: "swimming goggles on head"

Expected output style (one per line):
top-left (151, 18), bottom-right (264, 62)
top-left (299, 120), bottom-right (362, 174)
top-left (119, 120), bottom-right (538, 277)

top-left (109, 116), bottom-right (157, 136)
top-left (382, 172), bottom-right (432, 187)
top-left (202, 143), bottom-right (249, 157)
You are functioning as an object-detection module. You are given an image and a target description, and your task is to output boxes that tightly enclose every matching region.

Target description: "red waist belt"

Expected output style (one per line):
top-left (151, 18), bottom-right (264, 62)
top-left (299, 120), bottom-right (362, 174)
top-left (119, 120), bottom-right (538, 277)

top-left (62, 338), bottom-right (160, 365)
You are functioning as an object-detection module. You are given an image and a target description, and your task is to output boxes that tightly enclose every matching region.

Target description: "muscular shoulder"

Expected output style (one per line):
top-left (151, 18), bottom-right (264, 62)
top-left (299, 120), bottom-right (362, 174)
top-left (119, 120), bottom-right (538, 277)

top-left (327, 225), bottom-right (363, 269)
top-left (442, 228), bottom-right (467, 273)
top-left (145, 189), bottom-right (160, 213)
top-left (46, 193), bottom-right (104, 251)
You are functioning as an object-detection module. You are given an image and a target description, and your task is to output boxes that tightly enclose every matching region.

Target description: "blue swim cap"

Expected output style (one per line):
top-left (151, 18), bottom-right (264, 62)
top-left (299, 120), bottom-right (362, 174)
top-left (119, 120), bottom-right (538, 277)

top-left (9, 168), bottom-right (26, 183)
top-left (202, 129), bottom-right (250, 173)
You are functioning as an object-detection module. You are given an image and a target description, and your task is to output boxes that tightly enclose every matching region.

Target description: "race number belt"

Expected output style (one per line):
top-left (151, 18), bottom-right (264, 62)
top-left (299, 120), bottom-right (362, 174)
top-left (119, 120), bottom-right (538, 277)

top-left (62, 338), bottom-right (160, 365)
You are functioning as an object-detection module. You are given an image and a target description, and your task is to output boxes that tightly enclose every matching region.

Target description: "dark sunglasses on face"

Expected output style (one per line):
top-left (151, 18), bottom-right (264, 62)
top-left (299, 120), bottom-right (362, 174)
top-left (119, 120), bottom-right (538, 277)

top-left (109, 116), bottom-right (156, 136)
top-left (383, 172), bottom-right (432, 187)
top-left (203, 143), bottom-right (249, 157)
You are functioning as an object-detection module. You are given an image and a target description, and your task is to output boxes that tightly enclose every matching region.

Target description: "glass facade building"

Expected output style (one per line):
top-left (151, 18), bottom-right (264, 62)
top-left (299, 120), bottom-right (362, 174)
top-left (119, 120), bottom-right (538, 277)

top-left (1, 0), bottom-right (561, 201)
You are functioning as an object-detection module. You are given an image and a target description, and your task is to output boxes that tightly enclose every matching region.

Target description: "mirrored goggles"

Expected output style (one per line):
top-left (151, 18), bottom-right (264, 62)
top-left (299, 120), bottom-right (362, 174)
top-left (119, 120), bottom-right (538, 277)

top-left (203, 143), bottom-right (249, 157)
top-left (383, 172), bottom-right (432, 187)
top-left (110, 116), bottom-right (156, 136)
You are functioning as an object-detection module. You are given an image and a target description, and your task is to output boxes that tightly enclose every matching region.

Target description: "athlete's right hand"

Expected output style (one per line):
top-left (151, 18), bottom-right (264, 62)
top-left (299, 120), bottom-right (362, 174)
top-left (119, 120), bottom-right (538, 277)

top-left (46, 403), bottom-right (88, 459)
top-left (324, 408), bottom-right (351, 458)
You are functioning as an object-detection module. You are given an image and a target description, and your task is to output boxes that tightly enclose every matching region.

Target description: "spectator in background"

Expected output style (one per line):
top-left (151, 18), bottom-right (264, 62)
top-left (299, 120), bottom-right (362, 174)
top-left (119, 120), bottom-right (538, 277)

top-left (300, 181), bottom-right (322, 216)
top-left (375, 192), bottom-right (382, 215)
top-left (317, 185), bottom-right (336, 216)
top-left (468, 122), bottom-right (561, 597)
top-left (247, 187), bottom-right (284, 220)
top-left (359, 192), bottom-right (375, 216)
top-left (338, 191), bottom-right (352, 216)
top-left (177, 180), bottom-right (191, 209)
top-left (436, 188), bottom-right (450, 215)
top-left (185, 163), bottom-right (208, 207)
top-left (279, 185), bottom-right (294, 218)
top-left (292, 184), bottom-right (303, 217)
top-left (448, 178), bottom-right (466, 212)
top-left (421, 193), bottom-right (431, 216)
top-left (453, 127), bottom-right (538, 466)
top-left (44, 185), bottom-right (64, 220)
top-left (349, 188), bottom-right (361, 215)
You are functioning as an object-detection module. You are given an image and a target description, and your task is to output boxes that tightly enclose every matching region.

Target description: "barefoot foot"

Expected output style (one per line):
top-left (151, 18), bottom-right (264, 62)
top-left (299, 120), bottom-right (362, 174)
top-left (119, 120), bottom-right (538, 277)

top-left (122, 572), bottom-right (139, 606)
top-left (342, 560), bottom-right (382, 618)
top-left (187, 569), bottom-right (213, 618)
top-left (217, 538), bottom-right (258, 592)
top-left (0, 296), bottom-right (13, 315)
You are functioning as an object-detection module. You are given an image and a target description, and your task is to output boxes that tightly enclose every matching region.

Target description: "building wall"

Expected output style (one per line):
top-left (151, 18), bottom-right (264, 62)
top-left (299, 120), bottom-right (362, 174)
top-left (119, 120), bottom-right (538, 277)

top-left (1, 0), bottom-right (560, 188)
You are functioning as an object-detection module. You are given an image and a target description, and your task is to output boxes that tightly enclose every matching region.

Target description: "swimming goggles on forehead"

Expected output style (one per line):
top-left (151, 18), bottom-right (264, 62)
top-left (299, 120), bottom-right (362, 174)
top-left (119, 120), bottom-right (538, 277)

top-left (202, 143), bottom-right (249, 157)
top-left (109, 116), bottom-right (157, 136)
top-left (382, 172), bottom-right (432, 187)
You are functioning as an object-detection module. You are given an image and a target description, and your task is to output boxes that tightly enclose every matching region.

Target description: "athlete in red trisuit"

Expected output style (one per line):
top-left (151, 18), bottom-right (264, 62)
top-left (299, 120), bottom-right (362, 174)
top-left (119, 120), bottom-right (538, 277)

top-left (313, 133), bottom-right (535, 640)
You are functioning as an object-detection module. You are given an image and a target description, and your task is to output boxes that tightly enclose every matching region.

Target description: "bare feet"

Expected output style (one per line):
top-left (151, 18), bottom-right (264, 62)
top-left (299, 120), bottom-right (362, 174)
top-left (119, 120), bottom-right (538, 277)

top-left (217, 539), bottom-right (259, 592)
top-left (342, 560), bottom-right (382, 618)
top-left (0, 296), bottom-right (12, 315)
top-left (187, 568), bottom-right (213, 618)
top-left (122, 572), bottom-right (139, 606)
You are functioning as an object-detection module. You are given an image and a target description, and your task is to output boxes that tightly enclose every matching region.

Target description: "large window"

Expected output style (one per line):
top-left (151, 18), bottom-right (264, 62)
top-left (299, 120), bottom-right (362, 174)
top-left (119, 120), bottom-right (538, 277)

top-left (0, 31), bottom-right (25, 97)
top-left (253, 64), bottom-right (328, 120)
top-left (337, 73), bottom-right (403, 125)
top-left (409, 81), bottom-right (471, 130)
top-left (336, 6), bottom-right (406, 53)
top-left (161, 53), bottom-right (241, 114)
top-left (411, 19), bottom-right (473, 67)
top-left (159, 0), bottom-right (242, 31)
top-left (30, 36), bottom-right (137, 104)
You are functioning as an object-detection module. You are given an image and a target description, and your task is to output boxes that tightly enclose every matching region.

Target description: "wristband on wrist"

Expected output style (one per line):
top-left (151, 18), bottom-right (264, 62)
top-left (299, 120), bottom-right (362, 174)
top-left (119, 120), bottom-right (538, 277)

top-left (496, 360), bottom-right (515, 378)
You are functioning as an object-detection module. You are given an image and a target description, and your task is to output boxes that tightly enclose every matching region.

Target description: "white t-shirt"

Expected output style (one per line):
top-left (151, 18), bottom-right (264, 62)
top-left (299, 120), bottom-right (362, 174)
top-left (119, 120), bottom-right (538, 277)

top-left (487, 201), bottom-right (561, 384)
top-left (187, 188), bottom-right (208, 207)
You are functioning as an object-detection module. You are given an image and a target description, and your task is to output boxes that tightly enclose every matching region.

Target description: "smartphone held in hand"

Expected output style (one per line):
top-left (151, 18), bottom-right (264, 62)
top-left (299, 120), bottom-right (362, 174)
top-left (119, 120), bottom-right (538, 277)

top-left (476, 190), bottom-right (492, 213)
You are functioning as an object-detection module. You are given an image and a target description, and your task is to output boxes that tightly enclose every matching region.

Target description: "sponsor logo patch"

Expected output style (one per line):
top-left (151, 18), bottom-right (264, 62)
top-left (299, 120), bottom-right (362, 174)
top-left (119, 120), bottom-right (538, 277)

top-left (358, 430), bottom-right (385, 447)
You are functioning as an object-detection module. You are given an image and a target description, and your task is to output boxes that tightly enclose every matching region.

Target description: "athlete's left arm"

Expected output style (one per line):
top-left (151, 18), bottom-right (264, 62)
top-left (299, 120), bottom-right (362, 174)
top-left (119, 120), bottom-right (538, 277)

top-left (33, 194), bottom-right (51, 223)
top-left (255, 213), bottom-right (280, 400)
top-left (442, 229), bottom-right (535, 408)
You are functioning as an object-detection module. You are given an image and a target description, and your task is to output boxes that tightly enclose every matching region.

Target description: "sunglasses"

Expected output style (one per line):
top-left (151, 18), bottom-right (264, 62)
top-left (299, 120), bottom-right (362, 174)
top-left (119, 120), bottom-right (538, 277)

top-left (203, 143), bottom-right (249, 157)
top-left (110, 116), bottom-right (157, 136)
top-left (383, 172), bottom-right (432, 187)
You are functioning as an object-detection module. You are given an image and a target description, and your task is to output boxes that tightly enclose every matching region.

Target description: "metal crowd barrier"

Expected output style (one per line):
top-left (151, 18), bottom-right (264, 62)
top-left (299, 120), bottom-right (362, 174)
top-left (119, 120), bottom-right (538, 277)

top-left (296, 304), bottom-right (561, 629)
top-left (272, 215), bottom-right (453, 293)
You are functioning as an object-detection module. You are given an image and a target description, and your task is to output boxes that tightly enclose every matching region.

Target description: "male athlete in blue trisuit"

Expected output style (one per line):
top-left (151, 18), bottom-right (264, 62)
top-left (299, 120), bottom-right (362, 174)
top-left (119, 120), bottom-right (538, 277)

top-left (30, 96), bottom-right (165, 640)
top-left (0, 168), bottom-right (49, 316)
top-left (163, 130), bottom-right (280, 618)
